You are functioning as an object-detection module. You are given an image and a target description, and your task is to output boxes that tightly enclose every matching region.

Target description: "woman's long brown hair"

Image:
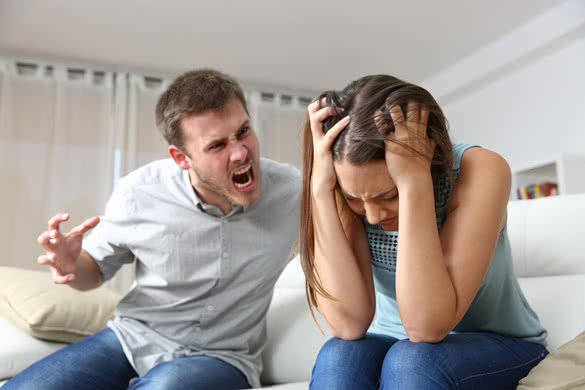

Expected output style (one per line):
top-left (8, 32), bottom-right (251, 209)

top-left (299, 75), bottom-right (453, 325)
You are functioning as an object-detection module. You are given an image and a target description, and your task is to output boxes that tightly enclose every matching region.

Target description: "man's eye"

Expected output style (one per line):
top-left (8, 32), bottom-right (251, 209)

top-left (209, 143), bottom-right (224, 150)
top-left (238, 127), bottom-right (250, 137)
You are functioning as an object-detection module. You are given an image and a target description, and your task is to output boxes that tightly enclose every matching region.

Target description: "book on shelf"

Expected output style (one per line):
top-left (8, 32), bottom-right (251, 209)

top-left (516, 182), bottom-right (558, 200)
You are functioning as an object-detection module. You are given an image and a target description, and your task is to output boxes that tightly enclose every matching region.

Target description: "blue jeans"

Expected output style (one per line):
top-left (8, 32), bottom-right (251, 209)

top-left (310, 332), bottom-right (548, 390)
top-left (4, 328), bottom-right (251, 390)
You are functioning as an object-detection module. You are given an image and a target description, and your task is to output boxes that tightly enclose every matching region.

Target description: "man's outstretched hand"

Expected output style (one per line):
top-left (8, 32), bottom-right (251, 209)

top-left (37, 213), bottom-right (100, 284)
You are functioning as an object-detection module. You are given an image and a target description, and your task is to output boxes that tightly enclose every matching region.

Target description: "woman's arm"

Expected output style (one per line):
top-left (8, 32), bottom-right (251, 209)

top-left (312, 190), bottom-right (375, 340)
top-left (395, 147), bottom-right (511, 342)
top-left (306, 99), bottom-right (375, 340)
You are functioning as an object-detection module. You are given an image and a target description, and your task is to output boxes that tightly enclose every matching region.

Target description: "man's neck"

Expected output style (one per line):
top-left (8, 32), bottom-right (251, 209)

top-left (188, 171), bottom-right (232, 215)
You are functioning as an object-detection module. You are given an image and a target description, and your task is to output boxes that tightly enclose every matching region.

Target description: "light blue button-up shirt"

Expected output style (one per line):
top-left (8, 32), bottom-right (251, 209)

top-left (83, 158), bottom-right (300, 388)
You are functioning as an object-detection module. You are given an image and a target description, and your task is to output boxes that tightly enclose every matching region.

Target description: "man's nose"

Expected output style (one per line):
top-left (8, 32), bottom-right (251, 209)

top-left (230, 142), bottom-right (248, 163)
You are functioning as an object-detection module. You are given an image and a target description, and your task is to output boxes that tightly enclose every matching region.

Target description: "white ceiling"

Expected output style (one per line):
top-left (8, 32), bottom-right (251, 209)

top-left (0, 0), bottom-right (564, 93)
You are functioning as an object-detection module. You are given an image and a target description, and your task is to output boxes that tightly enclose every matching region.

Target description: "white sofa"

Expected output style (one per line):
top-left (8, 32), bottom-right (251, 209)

top-left (2, 194), bottom-right (585, 388)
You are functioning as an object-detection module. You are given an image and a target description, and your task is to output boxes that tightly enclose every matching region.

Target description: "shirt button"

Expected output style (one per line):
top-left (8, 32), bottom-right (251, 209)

top-left (207, 304), bottom-right (215, 312)
top-left (223, 251), bottom-right (229, 258)
top-left (195, 327), bottom-right (201, 332)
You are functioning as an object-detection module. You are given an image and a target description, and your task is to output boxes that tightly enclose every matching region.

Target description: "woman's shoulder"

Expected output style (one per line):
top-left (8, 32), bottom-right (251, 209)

top-left (459, 147), bottom-right (510, 176)
top-left (449, 147), bottom-right (511, 210)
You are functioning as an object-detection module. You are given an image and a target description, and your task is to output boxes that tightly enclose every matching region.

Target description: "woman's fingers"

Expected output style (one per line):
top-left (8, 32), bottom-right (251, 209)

top-left (389, 104), bottom-right (407, 137)
top-left (390, 101), bottom-right (429, 138)
top-left (309, 106), bottom-right (339, 138)
top-left (321, 116), bottom-right (350, 150)
top-left (420, 105), bottom-right (430, 136)
top-left (407, 100), bottom-right (420, 125)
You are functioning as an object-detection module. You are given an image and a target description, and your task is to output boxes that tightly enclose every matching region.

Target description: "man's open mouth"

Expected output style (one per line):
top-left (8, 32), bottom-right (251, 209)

top-left (231, 163), bottom-right (255, 190)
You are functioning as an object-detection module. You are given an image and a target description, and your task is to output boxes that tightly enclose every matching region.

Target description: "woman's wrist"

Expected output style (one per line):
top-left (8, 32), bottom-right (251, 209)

top-left (395, 171), bottom-right (434, 195)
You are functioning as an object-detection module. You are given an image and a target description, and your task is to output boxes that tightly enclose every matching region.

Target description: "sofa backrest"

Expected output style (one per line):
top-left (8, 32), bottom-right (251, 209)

top-left (507, 194), bottom-right (585, 352)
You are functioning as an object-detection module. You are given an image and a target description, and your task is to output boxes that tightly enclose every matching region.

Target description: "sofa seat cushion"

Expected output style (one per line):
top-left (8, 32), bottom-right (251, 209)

top-left (517, 330), bottom-right (585, 390)
top-left (0, 316), bottom-right (67, 380)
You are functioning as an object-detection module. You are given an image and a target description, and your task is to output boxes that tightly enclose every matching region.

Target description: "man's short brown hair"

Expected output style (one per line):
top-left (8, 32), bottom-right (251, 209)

top-left (155, 69), bottom-right (248, 150)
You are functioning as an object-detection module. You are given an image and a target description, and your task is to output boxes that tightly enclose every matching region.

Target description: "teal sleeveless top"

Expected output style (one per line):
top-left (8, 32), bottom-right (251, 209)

top-left (367, 143), bottom-right (547, 345)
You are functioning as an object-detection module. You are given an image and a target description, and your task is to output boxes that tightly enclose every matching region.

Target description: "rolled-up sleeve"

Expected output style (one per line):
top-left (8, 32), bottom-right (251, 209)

top-left (83, 181), bottom-right (137, 281)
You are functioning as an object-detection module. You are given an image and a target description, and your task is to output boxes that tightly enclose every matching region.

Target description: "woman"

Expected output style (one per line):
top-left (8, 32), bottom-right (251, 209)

top-left (300, 74), bottom-right (548, 389)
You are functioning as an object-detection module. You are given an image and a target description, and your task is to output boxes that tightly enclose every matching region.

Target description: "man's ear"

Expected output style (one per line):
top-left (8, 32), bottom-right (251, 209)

top-left (169, 145), bottom-right (190, 170)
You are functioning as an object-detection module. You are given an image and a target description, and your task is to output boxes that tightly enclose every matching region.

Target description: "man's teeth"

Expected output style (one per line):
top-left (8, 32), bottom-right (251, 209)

top-left (233, 164), bottom-right (253, 188)
top-left (234, 164), bottom-right (251, 175)
top-left (234, 177), bottom-right (252, 188)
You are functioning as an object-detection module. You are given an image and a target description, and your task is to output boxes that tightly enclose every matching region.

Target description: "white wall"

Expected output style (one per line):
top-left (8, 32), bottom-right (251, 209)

top-left (422, 0), bottom-right (585, 170)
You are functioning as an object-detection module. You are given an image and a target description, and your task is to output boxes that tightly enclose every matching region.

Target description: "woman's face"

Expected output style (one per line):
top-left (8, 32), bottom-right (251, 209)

top-left (334, 159), bottom-right (399, 231)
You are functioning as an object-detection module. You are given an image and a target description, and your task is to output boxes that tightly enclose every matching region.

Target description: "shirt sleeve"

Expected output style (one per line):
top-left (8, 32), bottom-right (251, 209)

top-left (82, 181), bottom-right (137, 281)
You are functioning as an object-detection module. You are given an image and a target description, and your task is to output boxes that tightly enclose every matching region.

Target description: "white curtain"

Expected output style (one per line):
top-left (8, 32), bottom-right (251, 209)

top-left (249, 92), bottom-right (308, 169)
top-left (115, 73), bottom-right (169, 178)
top-left (0, 61), bottom-right (115, 273)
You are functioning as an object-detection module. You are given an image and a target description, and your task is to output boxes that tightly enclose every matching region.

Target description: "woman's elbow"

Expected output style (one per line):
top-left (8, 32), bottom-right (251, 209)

top-left (405, 327), bottom-right (449, 344)
top-left (330, 324), bottom-right (369, 341)
top-left (327, 312), bottom-right (374, 341)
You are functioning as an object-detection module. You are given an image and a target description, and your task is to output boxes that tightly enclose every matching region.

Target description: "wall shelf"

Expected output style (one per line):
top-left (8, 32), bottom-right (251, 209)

top-left (511, 154), bottom-right (585, 200)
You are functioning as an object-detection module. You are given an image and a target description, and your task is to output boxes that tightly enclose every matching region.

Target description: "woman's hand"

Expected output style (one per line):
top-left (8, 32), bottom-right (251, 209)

top-left (384, 100), bottom-right (435, 190)
top-left (308, 99), bottom-right (350, 197)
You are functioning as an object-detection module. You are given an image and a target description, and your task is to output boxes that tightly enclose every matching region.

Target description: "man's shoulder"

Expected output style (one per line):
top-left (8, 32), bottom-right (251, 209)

top-left (260, 158), bottom-right (300, 184)
top-left (118, 158), bottom-right (181, 189)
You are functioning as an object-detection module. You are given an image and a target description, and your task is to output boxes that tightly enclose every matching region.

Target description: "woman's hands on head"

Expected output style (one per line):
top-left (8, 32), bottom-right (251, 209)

top-left (308, 98), bottom-right (350, 197)
top-left (382, 100), bottom-right (436, 191)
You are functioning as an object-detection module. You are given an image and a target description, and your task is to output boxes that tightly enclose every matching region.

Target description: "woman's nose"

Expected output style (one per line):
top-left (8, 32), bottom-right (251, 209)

top-left (364, 203), bottom-right (384, 225)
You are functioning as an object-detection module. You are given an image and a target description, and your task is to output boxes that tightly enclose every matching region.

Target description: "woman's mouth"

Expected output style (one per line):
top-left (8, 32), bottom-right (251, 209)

top-left (380, 217), bottom-right (398, 228)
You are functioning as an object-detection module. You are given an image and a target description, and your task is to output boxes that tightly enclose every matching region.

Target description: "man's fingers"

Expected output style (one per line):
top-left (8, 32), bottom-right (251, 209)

top-left (38, 254), bottom-right (54, 266)
top-left (48, 213), bottom-right (69, 232)
top-left (37, 231), bottom-right (51, 246)
top-left (38, 231), bottom-right (61, 250)
top-left (71, 216), bottom-right (100, 236)
top-left (53, 273), bottom-right (75, 284)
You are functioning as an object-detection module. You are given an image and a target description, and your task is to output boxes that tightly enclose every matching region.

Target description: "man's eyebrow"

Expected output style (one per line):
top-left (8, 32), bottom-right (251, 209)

top-left (205, 119), bottom-right (251, 148)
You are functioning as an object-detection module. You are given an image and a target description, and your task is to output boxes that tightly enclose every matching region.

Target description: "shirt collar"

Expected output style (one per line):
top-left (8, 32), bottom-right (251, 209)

top-left (182, 169), bottom-right (246, 217)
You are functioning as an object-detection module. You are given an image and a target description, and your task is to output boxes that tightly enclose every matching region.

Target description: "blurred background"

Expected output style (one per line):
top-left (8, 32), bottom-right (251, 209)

top-left (1, 0), bottom-right (584, 280)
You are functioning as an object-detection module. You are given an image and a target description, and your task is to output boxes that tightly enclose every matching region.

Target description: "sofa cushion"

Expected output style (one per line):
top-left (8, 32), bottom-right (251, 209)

top-left (517, 330), bottom-right (585, 390)
top-left (518, 274), bottom-right (585, 351)
top-left (0, 266), bottom-right (120, 343)
top-left (508, 195), bottom-right (585, 278)
top-left (262, 285), bottom-right (330, 385)
top-left (0, 316), bottom-right (67, 380)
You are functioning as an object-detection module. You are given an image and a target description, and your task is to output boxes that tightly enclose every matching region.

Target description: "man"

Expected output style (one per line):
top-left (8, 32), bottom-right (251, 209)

top-left (5, 69), bottom-right (300, 390)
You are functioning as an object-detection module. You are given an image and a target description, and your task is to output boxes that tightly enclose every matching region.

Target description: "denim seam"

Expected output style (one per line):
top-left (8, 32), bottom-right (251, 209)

top-left (459, 351), bottom-right (546, 384)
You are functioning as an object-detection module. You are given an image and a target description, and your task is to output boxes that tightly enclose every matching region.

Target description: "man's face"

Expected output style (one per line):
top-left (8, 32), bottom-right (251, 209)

top-left (172, 97), bottom-right (261, 213)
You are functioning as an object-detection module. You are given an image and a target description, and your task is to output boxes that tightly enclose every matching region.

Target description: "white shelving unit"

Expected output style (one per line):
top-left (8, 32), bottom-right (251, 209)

top-left (511, 154), bottom-right (585, 200)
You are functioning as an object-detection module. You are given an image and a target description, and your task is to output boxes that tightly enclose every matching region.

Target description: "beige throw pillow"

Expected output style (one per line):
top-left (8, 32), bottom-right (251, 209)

top-left (517, 331), bottom-right (585, 390)
top-left (0, 266), bottom-right (120, 343)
